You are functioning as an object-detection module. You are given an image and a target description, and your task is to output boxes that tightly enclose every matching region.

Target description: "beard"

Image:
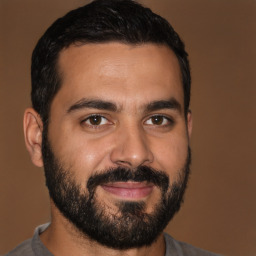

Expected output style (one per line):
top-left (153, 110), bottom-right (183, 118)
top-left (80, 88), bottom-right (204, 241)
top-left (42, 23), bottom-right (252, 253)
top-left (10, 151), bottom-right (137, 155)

top-left (42, 131), bottom-right (191, 250)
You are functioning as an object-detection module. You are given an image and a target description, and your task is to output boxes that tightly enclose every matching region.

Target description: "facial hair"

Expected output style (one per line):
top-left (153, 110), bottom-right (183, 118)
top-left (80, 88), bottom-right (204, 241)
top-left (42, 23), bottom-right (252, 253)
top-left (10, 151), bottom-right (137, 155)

top-left (42, 132), bottom-right (191, 249)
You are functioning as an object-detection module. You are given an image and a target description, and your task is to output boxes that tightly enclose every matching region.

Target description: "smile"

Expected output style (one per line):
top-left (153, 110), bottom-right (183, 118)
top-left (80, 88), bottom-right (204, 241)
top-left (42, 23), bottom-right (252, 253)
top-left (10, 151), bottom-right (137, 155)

top-left (101, 182), bottom-right (154, 199)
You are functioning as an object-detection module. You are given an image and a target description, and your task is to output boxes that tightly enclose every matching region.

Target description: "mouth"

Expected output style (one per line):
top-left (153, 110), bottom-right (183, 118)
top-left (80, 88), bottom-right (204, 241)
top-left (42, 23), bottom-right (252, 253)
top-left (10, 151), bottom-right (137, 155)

top-left (101, 182), bottom-right (154, 200)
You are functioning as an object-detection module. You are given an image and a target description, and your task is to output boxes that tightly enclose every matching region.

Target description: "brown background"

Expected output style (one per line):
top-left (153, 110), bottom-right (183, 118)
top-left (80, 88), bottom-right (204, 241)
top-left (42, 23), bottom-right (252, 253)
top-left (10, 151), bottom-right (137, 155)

top-left (0, 0), bottom-right (255, 255)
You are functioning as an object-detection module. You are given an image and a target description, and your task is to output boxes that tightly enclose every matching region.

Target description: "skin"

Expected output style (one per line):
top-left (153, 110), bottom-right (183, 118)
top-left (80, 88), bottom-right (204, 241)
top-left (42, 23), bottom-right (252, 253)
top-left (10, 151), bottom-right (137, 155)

top-left (24, 42), bottom-right (192, 256)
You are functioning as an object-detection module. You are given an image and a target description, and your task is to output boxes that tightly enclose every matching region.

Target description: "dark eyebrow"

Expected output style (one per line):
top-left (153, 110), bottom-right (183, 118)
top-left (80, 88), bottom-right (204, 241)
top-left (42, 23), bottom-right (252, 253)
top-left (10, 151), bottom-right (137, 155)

top-left (67, 98), bottom-right (118, 113)
top-left (145, 98), bottom-right (182, 113)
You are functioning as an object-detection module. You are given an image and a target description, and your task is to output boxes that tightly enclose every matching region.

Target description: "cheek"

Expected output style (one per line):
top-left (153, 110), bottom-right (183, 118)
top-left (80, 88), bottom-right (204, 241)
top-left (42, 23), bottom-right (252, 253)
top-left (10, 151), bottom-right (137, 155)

top-left (50, 132), bottom-right (113, 182)
top-left (152, 133), bottom-right (189, 178)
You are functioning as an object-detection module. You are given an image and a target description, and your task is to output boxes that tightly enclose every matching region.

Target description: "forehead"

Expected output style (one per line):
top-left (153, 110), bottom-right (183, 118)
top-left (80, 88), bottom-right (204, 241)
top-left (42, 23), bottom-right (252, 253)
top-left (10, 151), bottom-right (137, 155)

top-left (54, 42), bottom-right (183, 112)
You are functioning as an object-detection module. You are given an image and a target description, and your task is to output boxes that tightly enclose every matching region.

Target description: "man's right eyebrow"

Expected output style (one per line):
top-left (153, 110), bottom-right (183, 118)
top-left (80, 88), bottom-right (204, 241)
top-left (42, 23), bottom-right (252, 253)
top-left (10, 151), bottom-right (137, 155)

top-left (67, 98), bottom-right (118, 113)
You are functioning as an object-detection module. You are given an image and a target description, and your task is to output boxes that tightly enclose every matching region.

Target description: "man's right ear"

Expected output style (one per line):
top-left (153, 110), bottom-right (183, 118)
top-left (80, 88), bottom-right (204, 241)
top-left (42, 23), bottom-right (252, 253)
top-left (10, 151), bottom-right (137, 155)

top-left (23, 108), bottom-right (44, 167)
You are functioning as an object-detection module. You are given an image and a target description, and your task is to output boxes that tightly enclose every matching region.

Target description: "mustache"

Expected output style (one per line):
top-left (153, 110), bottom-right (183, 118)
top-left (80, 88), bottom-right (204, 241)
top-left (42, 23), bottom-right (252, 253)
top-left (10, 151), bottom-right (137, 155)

top-left (87, 166), bottom-right (169, 194)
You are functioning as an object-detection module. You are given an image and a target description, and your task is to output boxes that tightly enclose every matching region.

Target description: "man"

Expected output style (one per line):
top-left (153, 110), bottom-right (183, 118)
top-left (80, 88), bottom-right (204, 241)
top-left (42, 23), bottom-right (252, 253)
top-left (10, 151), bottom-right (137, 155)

top-left (6, 0), bottom-right (220, 255)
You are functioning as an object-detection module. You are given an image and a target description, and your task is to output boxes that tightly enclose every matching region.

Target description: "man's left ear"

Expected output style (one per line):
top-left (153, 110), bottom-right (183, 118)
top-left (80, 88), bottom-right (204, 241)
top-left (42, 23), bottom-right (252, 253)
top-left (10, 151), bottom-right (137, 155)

top-left (187, 110), bottom-right (193, 139)
top-left (23, 108), bottom-right (44, 167)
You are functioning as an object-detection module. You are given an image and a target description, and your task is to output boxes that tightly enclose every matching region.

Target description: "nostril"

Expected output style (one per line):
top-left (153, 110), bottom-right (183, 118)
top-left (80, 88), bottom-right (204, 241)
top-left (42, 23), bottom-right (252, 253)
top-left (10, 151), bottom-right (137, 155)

top-left (115, 160), bottom-right (133, 168)
top-left (109, 127), bottom-right (154, 168)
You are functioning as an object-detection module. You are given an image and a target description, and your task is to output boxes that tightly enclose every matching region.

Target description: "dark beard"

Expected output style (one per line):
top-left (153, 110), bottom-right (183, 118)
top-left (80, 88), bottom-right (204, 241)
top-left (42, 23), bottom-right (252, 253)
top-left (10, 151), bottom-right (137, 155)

top-left (42, 131), bottom-right (191, 249)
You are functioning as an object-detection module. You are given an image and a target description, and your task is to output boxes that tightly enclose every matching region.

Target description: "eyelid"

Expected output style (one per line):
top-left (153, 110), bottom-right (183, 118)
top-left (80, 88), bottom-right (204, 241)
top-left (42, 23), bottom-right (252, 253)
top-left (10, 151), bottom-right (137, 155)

top-left (81, 114), bottom-right (113, 127)
top-left (79, 113), bottom-right (175, 130)
top-left (144, 114), bottom-right (175, 126)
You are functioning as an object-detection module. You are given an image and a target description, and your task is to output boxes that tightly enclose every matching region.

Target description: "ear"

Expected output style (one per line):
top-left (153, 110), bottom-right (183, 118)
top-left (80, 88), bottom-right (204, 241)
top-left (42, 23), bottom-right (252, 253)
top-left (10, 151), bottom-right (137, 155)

top-left (23, 108), bottom-right (44, 167)
top-left (186, 110), bottom-right (193, 139)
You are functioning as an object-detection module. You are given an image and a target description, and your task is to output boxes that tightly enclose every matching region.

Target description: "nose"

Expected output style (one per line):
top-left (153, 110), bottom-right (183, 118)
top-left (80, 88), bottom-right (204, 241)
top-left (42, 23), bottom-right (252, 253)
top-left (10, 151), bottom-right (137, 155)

top-left (110, 123), bottom-right (154, 168)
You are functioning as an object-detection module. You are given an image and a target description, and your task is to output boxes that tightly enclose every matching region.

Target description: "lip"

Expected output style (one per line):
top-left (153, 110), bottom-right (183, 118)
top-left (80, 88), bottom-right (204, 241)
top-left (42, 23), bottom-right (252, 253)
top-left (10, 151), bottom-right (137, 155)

top-left (101, 182), bottom-right (154, 199)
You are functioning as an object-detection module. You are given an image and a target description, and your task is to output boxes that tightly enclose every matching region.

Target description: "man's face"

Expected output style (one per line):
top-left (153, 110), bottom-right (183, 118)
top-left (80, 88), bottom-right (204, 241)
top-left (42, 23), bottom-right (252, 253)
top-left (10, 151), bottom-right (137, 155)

top-left (43, 43), bottom-right (192, 248)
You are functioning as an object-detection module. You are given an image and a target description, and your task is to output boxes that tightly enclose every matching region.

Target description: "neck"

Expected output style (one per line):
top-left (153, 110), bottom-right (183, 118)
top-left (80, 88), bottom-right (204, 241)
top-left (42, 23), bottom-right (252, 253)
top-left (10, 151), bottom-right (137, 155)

top-left (40, 201), bottom-right (166, 256)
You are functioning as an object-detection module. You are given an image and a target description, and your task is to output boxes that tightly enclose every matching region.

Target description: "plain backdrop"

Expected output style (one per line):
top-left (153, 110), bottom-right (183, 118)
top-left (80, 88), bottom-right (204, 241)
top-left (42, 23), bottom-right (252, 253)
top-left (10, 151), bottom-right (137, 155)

top-left (0, 0), bottom-right (255, 255)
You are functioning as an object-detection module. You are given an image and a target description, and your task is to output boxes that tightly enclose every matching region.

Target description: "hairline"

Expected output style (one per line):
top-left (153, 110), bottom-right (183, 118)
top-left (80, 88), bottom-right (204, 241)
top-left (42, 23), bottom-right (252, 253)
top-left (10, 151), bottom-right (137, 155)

top-left (44, 40), bottom-right (186, 126)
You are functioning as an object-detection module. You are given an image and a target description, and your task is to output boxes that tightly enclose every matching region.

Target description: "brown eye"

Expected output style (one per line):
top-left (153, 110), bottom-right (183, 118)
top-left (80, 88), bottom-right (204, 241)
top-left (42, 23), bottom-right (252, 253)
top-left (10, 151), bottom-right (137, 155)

top-left (144, 115), bottom-right (173, 126)
top-left (151, 116), bottom-right (164, 125)
top-left (89, 116), bottom-right (102, 125)
top-left (84, 115), bottom-right (109, 126)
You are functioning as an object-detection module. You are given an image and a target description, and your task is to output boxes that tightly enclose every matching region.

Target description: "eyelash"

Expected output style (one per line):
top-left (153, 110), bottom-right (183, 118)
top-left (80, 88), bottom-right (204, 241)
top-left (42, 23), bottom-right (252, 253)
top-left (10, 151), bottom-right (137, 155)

top-left (81, 114), bottom-right (111, 128)
top-left (144, 115), bottom-right (174, 127)
top-left (81, 114), bottom-right (175, 129)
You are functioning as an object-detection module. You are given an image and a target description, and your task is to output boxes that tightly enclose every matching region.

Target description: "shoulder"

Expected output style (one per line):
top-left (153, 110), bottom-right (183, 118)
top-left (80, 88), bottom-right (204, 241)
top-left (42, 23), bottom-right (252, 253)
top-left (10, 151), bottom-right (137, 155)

top-left (4, 239), bottom-right (34, 256)
top-left (164, 233), bottom-right (222, 256)
top-left (4, 223), bottom-right (51, 256)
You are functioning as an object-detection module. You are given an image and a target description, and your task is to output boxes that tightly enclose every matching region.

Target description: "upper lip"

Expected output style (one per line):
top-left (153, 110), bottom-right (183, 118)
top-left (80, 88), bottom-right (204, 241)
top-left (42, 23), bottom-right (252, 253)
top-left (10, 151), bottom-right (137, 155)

top-left (101, 182), bottom-right (153, 189)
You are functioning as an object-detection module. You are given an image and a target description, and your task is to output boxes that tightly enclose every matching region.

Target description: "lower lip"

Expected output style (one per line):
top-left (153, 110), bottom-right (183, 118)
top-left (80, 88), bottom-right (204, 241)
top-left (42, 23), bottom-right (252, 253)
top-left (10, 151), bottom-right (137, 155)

top-left (101, 183), bottom-right (154, 199)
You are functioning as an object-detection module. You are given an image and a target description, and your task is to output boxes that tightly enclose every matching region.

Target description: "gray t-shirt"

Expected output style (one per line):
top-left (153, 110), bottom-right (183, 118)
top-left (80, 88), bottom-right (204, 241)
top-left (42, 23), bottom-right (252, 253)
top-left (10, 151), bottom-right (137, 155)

top-left (5, 224), bottom-right (221, 256)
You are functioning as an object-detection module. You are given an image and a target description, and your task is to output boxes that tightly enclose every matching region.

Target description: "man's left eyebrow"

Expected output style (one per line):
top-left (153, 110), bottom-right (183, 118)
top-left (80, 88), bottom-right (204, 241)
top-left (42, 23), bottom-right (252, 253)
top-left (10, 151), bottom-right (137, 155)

top-left (145, 98), bottom-right (182, 113)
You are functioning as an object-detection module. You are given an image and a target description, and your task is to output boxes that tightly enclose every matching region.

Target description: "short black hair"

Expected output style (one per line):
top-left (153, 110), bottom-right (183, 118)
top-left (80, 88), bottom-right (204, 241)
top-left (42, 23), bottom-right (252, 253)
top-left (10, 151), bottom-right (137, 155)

top-left (31, 0), bottom-right (191, 124)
